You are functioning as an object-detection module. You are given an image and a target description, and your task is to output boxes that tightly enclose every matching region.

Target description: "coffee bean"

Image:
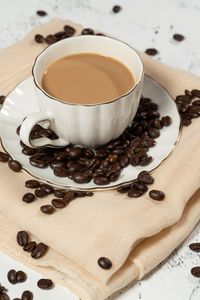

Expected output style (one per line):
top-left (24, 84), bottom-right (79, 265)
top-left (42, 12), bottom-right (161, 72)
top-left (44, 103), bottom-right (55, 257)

top-left (22, 193), bottom-right (36, 203)
top-left (149, 189), bottom-right (165, 201)
top-left (173, 33), bottom-right (185, 42)
top-left (68, 147), bottom-right (82, 159)
top-left (184, 89), bottom-right (193, 97)
top-left (63, 191), bottom-right (76, 202)
top-left (132, 181), bottom-right (148, 193)
top-left (25, 180), bottom-right (40, 189)
top-left (98, 257), bottom-right (112, 269)
top-left (37, 278), bottom-right (54, 290)
top-left (34, 34), bottom-right (44, 43)
top-left (53, 189), bottom-right (66, 198)
top-left (45, 34), bottom-right (57, 45)
top-left (191, 266), bottom-right (200, 278)
top-left (119, 156), bottom-right (129, 168)
top-left (40, 205), bottom-right (55, 215)
top-left (72, 172), bottom-right (91, 184)
top-left (23, 241), bottom-right (36, 252)
top-left (127, 189), bottom-right (143, 198)
top-left (67, 161), bottom-right (83, 172)
top-left (52, 198), bottom-right (67, 209)
top-left (29, 156), bottom-right (48, 169)
top-left (40, 183), bottom-right (54, 194)
top-left (21, 290), bottom-right (33, 300)
top-left (117, 184), bottom-right (131, 193)
top-left (63, 25), bottom-right (76, 36)
top-left (145, 48), bottom-right (158, 56)
top-left (54, 167), bottom-right (69, 177)
top-left (189, 243), bottom-right (200, 252)
top-left (22, 146), bottom-right (36, 156)
top-left (108, 154), bottom-right (119, 164)
top-left (31, 243), bottom-right (48, 259)
top-left (176, 95), bottom-right (191, 104)
top-left (0, 151), bottom-right (9, 162)
top-left (138, 171), bottom-right (154, 185)
top-left (8, 159), bottom-right (22, 172)
top-left (7, 269), bottom-right (17, 284)
top-left (36, 10), bottom-right (47, 16)
top-left (74, 191), bottom-right (86, 197)
top-left (182, 118), bottom-right (192, 126)
top-left (82, 148), bottom-right (94, 158)
top-left (139, 156), bottom-right (153, 166)
top-left (130, 155), bottom-right (140, 166)
top-left (112, 5), bottom-right (122, 13)
top-left (153, 119), bottom-right (162, 129)
top-left (0, 95), bottom-right (5, 105)
top-left (148, 127), bottom-right (160, 139)
top-left (0, 285), bottom-right (7, 293)
top-left (94, 176), bottom-right (109, 185)
top-left (13, 298), bottom-right (20, 300)
top-left (193, 100), bottom-right (200, 106)
top-left (16, 271), bottom-right (27, 283)
top-left (86, 191), bottom-right (94, 197)
top-left (161, 116), bottom-right (172, 127)
top-left (35, 188), bottom-right (48, 198)
top-left (81, 28), bottom-right (94, 35)
top-left (17, 231), bottom-right (29, 247)
top-left (0, 293), bottom-right (9, 300)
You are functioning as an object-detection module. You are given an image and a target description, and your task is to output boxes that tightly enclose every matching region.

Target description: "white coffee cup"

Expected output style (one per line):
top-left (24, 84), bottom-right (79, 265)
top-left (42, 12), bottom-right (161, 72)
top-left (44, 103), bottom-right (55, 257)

top-left (20, 35), bottom-right (144, 148)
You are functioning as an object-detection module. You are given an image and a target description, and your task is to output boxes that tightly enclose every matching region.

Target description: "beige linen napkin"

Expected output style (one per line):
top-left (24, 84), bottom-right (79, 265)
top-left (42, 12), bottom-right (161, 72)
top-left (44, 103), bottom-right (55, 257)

top-left (0, 19), bottom-right (199, 300)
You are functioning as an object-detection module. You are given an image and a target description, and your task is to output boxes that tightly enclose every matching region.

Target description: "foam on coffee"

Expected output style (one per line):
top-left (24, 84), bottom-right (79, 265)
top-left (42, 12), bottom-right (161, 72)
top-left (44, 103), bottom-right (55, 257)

top-left (42, 53), bottom-right (134, 104)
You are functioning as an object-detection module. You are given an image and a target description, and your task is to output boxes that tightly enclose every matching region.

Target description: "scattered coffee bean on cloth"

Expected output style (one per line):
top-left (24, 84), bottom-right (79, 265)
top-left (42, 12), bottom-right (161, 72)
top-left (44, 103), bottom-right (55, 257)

top-left (8, 159), bottom-right (22, 172)
top-left (173, 33), bottom-right (185, 42)
top-left (17, 231), bottom-right (29, 247)
top-left (31, 242), bottom-right (48, 259)
top-left (98, 257), bottom-right (112, 269)
top-left (112, 5), bottom-right (122, 13)
top-left (189, 242), bottom-right (200, 252)
top-left (145, 48), bottom-right (158, 56)
top-left (149, 189), bottom-right (165, 201)
top-left (21, 290), bottom-right (33, 300)
top-left (37, 278), bottom-right (54, 290)
top-left (191, 266), bottom-right (200, 278)
top-left (36, 10), bottom-right (47, 17)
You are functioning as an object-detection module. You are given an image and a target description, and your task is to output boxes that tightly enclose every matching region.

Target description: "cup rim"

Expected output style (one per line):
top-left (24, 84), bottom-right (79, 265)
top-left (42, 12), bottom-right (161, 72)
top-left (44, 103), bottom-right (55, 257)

top-left (32, 35), bottom-right (144, 107)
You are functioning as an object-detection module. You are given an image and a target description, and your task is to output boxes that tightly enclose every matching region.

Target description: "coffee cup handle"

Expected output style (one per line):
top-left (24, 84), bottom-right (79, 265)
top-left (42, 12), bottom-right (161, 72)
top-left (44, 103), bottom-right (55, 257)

top-left (19, 112), bottom-right (69, 148)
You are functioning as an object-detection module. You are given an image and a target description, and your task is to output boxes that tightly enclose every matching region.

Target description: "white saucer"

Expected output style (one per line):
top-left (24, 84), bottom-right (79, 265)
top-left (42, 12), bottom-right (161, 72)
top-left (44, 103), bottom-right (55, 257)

top-left (0, 76), bottom-right (180, 190)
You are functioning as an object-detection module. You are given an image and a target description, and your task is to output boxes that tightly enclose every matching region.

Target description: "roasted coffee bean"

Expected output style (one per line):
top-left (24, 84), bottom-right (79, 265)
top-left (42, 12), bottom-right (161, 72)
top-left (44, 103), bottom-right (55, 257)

top-left (0, 285), bottom-right (7, 293)
top-left (82, 148), bottom-right (94, 158)
top-left (62, 191), bottom-right (75, 202)
top-left (22, 146), bottom-right (36, 156)
top-left (138, 171), bottom-right (154, 185)
top-left (86, 191), bottom-right (94, 197)
top-left (176, 95), bottom-right (191, 104)
top-left (50, 161), bottom-right (65, 170)
top-left (141, 138), bottom-right (155, 147)
top-left (68, 147), bottom-right (82, 159)
top-left (34, 34), bottom-right (44, 43)
top-left (94, 176), bottom-right (109, 185)
top-left (182, 118), bottom-right (192, 126)
top-left (134, 148), bottom-right (147, 158)
top-left (0, 151), bottom-right (9, 162)
top-left (112, 5), bottom-right (122, 13)
top-left (22, 193), bottom-right (36, 203)
top-left (16, 271), bottom-right (27, 283)
top-left (161, 116), bottom-right (172, 126)
top-left (35, 188), bottom-right (48, 198)
top-left (63, 25), bottom-right (76, 36)
top-left (193, 100), bottom-right (200, 106)
top-left (0, 293), bottom-right (9, 300)
top-left (191, 267), bottom-right (200, 278)
top-left (108, 154), bottom-right (119, 164)
top-left (21, 290), bottom-right (33, 300)
top-left (29, 156), bottom-right (48, 169)
top-left (147, 127), bottom-right (160, 139)
top-left (98, 257), bottom-right (112, 269)
top-left (36, 10), bottom-right (47, 16)
top-left (173, 33), bottom-right (185, 41)
top-left (127, 189), bottom-right (143, 198)
top-left (67, 161), bottom-right (83, 172)
top-left (184, 89), bottom-right (193, 97)
top-left (153, 119), bottom-right (162, 129)
top-left (54, 151), bottom-right (67, 162)
top-left (13, 298), bottom-right (20, 300)
top-left (54, 167), bottom-right (69, 177)
top-left (139, 156), bottom-right (153, 166)
top-left (189, 105), bottom-right (200, 114)
top-left (17, 231), bottom-right (29, 247)
top-left (132, 181), bottom-right (148, 193)
top-left (72, 172), bottom-right (91, 184)
top-left (37, 278), bottom-right (54, 290)
top-left (119, 155), bottom-right (129, 168)
top-left (145, 48), bottom-right (158, 56)
top-left (74, 191), bottom-right (87, 197)
top-left (7, 269), bottom-right (17, 284)
top-left (149, 189), bottom-right (165, 201)
top-left (81, 28), bottom-right (94, 35)
top-left (8, 159), bottom-right (22, 172)
top-left (31, 243), bottom-right (48, 259)
top-left (130, 155), bottom-right (140, 166)
top-left (40, 183), bottom-right (54, 194)
top-left (191, 89), bottom-right (200, 97)
top-left (112, 149), bottom-right (124, 156)
top-left (25, 180), bottom-right (40, 189)
top-left (107, 139), bottom-right (121, 150)
top-left (23, 241), bottom-right (36, 252)
top-left (40, 205), bottom-right (55, 215)
top-left (0, 95), bottom-right (6, 105)
top-left (54, 31), bottom-right (66, 39)
top-left (53, 189), bottom-right (66, 198)
top-left (177, 103), bottom-right (188, 113)
top-left (52, 198), bottom-right (67, 209)
top-left (117, 184), bottom-right (132, 193)
top-left (110, 171), bottom-right (120, 182)
top-left (45, 34), bottom-right (57, 45)
top-left (189, 243), bottom-right (200, 252)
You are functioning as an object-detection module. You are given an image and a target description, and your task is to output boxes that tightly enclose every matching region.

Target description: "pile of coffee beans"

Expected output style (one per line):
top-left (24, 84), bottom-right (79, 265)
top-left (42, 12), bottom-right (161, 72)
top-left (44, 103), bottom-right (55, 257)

top-left (175, 89), bottom-right (200, 126)
top-left (17, 231), bottom-right (48, 259)
top-left (18, 97), bottom-right (172, 185)
top-left (189, 242), bottom-right (200, 278)
top-left (23, 179), bottom-right (93, 215)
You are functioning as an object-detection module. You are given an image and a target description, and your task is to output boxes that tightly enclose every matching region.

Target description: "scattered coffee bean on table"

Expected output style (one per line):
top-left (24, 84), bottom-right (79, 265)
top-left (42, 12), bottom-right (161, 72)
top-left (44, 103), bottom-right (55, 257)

top-left (0, 95), bottom-right (5, 105)
top-left (16, 271), bottom-right (27, 283)
top-left (35, 188), bottom-right (48, 198)
top-left (0, 152), bottom-right (9, 162)
top-left (191, 266), bottom-right (200, 278)
top-left (189, 243), bottom-right (200, 252)
top-left (8, 159), bottom-right (22, 172)
top-left (112, 5), bottom-right (122, 13)
top-left (0, 293), bottom-right (9, 300)
top-left (21, 290), bottom-right (33, 300)
top-left (23, 241), bottom-right (36, 252)
top-left (37, 278), bottom-right (54, 290)
top-left (98, 257), bottom-right (112, 270)
top-left (34, 34), bottom-right (44, 43)
top-left (7, 269), bottom-right (17, 284)
top-left (63, 25), bottom-right (76, 36)
top-left (51, 198), bottom-right (67, 209)
top-left (81, 28), bottom-right (94, 35)
top-left (138, 171), bottom-right (154, 185)
top-left (145, 48), bottom-right (158, 56)
top-left (25, 180), bottom-right (40, 189)
top-left (36, 10), bottom-right (47, 16)
top-left (31, 243), bottom-right (48, 259)
top-left (173, 33), bottom-right (185, 42)
top-left (149, 189), bottom-right (165, 201)
top-left (40, 205), bottom-right (55, 215)
top-left (17, 231), bottom-right (29, 247)
top-left (22, 193), bottom-right (36, 203)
